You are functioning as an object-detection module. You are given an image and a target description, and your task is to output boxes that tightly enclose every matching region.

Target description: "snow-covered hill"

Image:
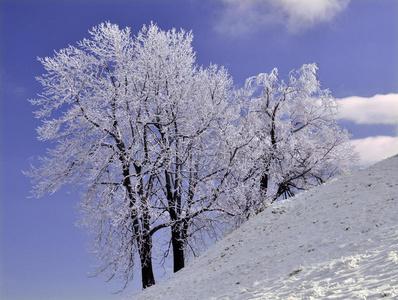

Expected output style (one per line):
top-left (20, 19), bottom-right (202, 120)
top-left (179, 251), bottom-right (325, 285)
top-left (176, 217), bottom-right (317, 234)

top-left (131, 154), bottom-right (398, 299)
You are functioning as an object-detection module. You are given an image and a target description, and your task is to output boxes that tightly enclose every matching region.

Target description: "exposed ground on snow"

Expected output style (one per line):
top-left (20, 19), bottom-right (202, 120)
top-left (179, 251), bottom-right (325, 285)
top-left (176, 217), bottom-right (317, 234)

top-left (131, 154), bottom-right (398, 299)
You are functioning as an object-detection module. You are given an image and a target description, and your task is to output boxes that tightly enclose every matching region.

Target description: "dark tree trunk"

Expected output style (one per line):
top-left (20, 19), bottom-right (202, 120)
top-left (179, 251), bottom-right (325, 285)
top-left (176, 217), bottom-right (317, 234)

top-left (171, 222), bottom-right (185, 272)
top-left (259, 104), bottom-right (278, 197)
top-left (139, 234), bottom-right (156, 289)
top-left (164, 169), bottom-right (187, 273)
top-left (260, 173), bottom-right (269, 192)
top-left (140, 205), bottom-right (156, 289)
top-left (124, 163), bottom-right (156, 290)
top-left (260, 162), bottom-right (271, 196)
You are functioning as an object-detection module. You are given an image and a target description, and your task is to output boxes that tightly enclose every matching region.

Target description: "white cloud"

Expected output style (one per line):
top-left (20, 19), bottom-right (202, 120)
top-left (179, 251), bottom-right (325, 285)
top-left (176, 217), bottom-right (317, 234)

top-left (336, 94), bottom-right (398, 166)
top-left (337, 94), bottom-right (398, 125)
top-left (275, 0), bottom-right (350, 31)
top-left (351, 136), bottom-right (398, 165)
top-left (215, 0), bottom-right (350, 36)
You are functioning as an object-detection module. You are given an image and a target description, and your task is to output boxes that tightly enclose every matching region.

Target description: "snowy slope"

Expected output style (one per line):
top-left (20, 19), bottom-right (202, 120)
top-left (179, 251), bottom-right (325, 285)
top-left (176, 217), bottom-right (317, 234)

top-left (131, 154), bottom-right (398, 299)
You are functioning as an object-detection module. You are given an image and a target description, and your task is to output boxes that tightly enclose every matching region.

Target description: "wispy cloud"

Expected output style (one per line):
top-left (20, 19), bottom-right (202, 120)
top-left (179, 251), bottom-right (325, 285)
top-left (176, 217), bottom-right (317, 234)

top-left (337, 94), bottom-right (398, 125)
top-left (214, 0), bottom-right (350, 36)
top-left (351, 136), bottom-right (398, 165)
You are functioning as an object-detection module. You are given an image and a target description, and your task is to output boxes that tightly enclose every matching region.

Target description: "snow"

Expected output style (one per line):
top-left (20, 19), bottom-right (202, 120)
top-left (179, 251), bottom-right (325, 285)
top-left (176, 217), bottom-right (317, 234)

top-left (129, 154), bottom-right (398, 299)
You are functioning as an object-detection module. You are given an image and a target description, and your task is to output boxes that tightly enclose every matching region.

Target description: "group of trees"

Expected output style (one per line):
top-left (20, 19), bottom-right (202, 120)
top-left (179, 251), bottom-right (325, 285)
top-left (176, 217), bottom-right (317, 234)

top-left (26, 22), bottom-right (357, 290)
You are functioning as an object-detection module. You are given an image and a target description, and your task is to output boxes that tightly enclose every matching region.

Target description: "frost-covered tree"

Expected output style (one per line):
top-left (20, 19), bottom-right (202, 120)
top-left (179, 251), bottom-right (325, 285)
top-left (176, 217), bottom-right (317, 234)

top-left (238, 63), bottom-right (358, 215)
top-left (26, 22), bottom-right (158, 290)
top-left (151, 63), bottom-right (243, 272)
top-left (25, 22), bottom-right (243, 290)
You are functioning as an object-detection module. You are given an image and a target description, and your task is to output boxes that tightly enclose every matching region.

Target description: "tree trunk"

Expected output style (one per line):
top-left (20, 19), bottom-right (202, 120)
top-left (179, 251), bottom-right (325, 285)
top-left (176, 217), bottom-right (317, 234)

top-left (171, 222), bottom-right (185, 272)
top-left (260, 173), bottom-right (268, 192)
top-left (139, 234), bottom-right (156, 289)
top-left (260, 162), bottom-right (270, 195)
top-left (140, 203), bottom-right (156, 289)
top-left (125, 164), bottom-right (155, 290)
top-left (165, 169), bottom-right (186, 273)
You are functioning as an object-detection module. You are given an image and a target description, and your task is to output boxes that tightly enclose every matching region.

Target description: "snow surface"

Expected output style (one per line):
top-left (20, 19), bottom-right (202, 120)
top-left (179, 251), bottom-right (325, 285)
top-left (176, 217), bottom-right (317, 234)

top-left (130, 154), bottom-right (398, 299)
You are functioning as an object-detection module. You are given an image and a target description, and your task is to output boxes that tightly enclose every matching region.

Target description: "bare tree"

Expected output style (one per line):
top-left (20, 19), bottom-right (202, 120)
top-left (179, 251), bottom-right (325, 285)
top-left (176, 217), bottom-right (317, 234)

top-left (238, 63), bottom-right (358, 215)
top-left (26, 22), bottom-right (160, 289)
top-left (25, 22), bottom-right (243, 289)
top-left (153, 64), bottom-right (249, 272)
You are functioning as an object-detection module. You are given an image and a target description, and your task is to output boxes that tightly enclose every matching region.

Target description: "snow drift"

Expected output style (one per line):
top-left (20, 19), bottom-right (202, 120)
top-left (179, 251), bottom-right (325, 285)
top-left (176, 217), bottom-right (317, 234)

top-left (131, 154), bottom-right (398, 299)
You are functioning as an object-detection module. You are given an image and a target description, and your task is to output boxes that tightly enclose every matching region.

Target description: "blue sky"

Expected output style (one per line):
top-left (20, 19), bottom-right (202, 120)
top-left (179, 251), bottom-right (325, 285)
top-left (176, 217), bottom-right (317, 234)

top-left (0, 0), bottom-right (397, 299)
